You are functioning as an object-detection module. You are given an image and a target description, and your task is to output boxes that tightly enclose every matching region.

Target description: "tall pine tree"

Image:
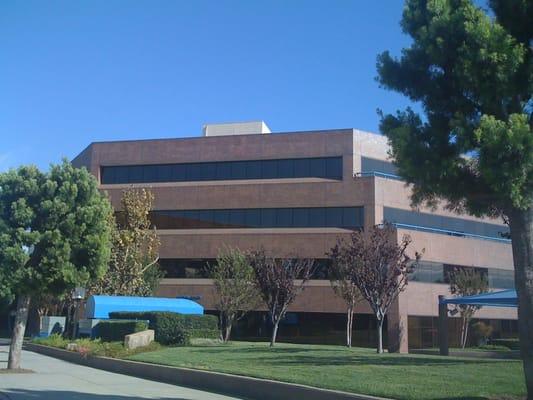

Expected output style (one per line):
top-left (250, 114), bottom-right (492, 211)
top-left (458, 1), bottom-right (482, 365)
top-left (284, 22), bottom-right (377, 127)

top-left (377, 0), bottom-right (532, 393)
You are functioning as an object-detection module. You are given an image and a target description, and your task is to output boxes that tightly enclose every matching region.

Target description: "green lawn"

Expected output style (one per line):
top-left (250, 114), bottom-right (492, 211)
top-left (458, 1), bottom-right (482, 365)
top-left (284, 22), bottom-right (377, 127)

top-left (128, 341), bottom-right (526, 400)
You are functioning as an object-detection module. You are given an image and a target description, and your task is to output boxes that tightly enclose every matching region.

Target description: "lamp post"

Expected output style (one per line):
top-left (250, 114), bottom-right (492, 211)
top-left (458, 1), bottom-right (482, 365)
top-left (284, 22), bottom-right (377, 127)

top-left (71, 287), bottom-right (86, 339)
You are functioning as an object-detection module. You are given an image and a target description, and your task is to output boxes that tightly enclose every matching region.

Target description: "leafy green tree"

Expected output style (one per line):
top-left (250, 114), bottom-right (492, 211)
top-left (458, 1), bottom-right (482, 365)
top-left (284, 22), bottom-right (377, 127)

top-left (90, 188), bottom-right (161, 296)
top-left (0, 161), bottom-right (113, 369)
top-left (211, 247), bottom-right (260, 342)
top-left (377, 0), bottom-right (532, 391)
top-left (448, 267), bottom-right (489, 348)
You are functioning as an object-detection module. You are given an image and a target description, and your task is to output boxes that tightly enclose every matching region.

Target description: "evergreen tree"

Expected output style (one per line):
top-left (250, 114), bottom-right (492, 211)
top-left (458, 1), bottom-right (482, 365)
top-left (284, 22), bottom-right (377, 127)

top-left (0, 161), bottom-right (113, 369)
top-left (377, 0), bottom-right (532, 392)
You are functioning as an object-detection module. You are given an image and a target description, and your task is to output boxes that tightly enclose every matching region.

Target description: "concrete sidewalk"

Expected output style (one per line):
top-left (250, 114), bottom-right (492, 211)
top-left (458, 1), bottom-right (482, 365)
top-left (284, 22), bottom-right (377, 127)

top-left (0, 341), bottom-right (243, 400)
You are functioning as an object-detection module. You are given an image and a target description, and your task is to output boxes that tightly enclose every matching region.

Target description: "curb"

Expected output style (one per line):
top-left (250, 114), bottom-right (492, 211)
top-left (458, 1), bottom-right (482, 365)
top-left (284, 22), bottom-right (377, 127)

top-left (25, 343), bottom-right (390, 400)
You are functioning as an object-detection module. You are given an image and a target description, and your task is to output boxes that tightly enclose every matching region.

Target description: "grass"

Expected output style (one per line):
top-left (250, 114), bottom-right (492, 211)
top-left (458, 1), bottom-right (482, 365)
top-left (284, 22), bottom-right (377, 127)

top-left (128, 341), bottom-right (526, 400)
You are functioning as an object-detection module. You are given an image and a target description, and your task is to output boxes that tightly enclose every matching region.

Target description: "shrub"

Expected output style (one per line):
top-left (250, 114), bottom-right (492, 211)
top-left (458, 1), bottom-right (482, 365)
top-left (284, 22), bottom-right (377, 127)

top-left (33, 334), bottom-right (68, 348)
top-left (109, 311), bottom-right (219, 345)
top-left (471, 321), bottom-right (493, 346)
top-left (491, 338), bottom-right (520, 350)
top-left (95, 320), bottom-right (149, 342)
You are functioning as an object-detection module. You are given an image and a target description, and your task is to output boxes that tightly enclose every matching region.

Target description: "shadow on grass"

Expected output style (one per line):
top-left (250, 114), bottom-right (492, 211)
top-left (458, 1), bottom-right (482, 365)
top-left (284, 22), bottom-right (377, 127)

top-left (187, 345), bottom-right (371, 355)
top-left (248, 354), bottom-right (503, 367)
top-left (185, 347), bottom-right (505, 367)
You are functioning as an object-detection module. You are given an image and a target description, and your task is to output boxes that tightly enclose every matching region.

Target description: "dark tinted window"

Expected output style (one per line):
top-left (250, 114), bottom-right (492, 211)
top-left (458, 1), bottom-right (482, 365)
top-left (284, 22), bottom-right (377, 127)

top-left (160, 258), bottom-right (333, 280)
top-left (216, 162), bottom-right (231, 180)
top-left (129, 166), bottom-right (144, 183)
top-left (361, 157), bottom-right (398, 176)
top-left (293, 208), bottom-right (309, 227)
top-left (261, 160), bottom-right (278, 179)
top-left (294, 158), bottom-right (310, 178)
top-left (325, 208), bottom-right (343, 227)
top-left (309, 158), bottom-right (326, 178)
top-left (246, 161), bottom-right (262, 179)
top-left (383, 207), bottom-right (509, 240)
top-left (308, 208), bottom-right (326, 227)
top-left (326, 157), bottom-right (343, 179)
top-left (276, 208), bottom-right (293, 227)
top-left (261, 209), bottom-right (277, 227)
top-left (101, 156), bottom-right (343, 184)
top-left (231, 161), bottom-right (247, 180)
top-left (277, 159), bottom-right (294, 178)
top-left (151, 206), bottom-right (364, 229)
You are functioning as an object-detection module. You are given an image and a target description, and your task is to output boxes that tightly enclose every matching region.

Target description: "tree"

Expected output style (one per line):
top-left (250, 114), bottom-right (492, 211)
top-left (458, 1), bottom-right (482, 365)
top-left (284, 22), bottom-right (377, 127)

top-left (248, 250), bottom-right (314, 347)
top-left (0, 161), bottom-right (113, 369)
top-left (328, 253), bottom-right (363, 347)
top-left (448, 267), bottom-right (489, 348)
top-left (91, 188), bottom-right (161, 296)
top-left (211, 247), bottom-right (261, 342)
top-left (377, 0), bottom-right (532, 391)
top-left (332, 224), bottom-right (420, 353)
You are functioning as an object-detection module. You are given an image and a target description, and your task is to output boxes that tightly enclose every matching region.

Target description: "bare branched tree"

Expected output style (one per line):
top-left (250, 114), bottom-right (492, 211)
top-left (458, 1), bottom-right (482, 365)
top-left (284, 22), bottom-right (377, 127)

top-left (248, 250), bottom-right (314, 347)
top-left (212, 247), bottom-right (261, 342)
top-left (328, 253), bottom-right (363, 347)
top-left (448, 267), bottom-right (489, 348)
top-left (331, 223), bottom-right (421, 353)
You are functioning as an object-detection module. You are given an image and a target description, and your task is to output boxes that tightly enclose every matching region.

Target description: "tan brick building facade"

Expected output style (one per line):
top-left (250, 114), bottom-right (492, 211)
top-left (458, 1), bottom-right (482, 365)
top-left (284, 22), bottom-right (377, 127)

top-left (73, 125), bottom-right (517, 352)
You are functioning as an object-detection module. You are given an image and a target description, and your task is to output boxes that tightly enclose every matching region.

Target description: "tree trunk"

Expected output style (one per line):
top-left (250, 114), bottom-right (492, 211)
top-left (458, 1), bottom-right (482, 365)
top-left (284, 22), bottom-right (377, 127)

top-left (8, 295), bottom-right (31, 370)
top-left (270, 320), bottom-right (280, 347)
top-left (346, 306), bottom-right (353, 348)
top-left (377, 318), bottom-right (384, 354)
top-left (224, 321), bottom-right (233, 343)
top-left (463, 319), bottom-right (470, 349)
top-left (509, 206), bottom-right (533, 397)
top-left (460, 316), bottom-right (467, 349)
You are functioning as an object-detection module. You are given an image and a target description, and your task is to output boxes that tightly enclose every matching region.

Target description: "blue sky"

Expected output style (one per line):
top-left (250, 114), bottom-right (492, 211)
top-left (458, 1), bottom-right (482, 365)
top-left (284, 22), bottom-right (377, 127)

top-left (1, 1), bottom-right (416, 171)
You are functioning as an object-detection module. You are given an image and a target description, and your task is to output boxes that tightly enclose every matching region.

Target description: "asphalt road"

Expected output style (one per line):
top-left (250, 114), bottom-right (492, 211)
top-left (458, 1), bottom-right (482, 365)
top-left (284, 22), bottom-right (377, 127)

top-left (0, 340), bottom-right (243, 400)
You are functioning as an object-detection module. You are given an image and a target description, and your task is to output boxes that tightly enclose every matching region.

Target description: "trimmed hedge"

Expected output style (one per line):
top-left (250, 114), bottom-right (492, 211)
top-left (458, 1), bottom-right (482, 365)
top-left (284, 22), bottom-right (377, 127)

top-left (95, 320), bottom-right (149, 342)
top-left (109, 311), bottom-right (219, 345)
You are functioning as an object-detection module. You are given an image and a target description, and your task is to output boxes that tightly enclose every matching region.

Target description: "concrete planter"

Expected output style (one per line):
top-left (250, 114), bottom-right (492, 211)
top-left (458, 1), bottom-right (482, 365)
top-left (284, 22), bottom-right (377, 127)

top-left (25, 343), bottom-right (389, 400)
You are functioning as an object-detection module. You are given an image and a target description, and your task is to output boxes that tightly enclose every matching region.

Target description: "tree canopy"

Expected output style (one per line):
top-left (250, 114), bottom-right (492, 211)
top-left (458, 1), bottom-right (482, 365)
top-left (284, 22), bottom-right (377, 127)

top-left (90, 187), bottom-right (161, 296)
top-left (0, 161), bottom-right (113, 369)
top-left (377, 0), bottom-right (532, 392)
top-left (377, 0), bottom-right (532, 216)
top-left (0, 161), bottom-right (113, 300)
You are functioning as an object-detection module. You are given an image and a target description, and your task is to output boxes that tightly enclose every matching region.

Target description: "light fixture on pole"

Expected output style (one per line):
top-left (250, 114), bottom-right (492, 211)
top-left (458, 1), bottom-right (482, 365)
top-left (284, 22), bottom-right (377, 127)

top-left (71, 287), bottom-right (86, 338)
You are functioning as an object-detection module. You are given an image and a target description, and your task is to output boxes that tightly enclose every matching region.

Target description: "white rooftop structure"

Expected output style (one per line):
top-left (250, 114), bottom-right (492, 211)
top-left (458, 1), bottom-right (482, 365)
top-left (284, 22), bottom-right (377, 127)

top-left (202, 121), bottom-right (271, 137)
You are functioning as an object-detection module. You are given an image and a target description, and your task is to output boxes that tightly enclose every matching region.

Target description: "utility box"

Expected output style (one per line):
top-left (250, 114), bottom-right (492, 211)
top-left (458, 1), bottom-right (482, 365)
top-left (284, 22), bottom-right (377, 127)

top-left (39, 316), bottom-right (66, 337)
top-left (78, 318), bottom-right (102, 338)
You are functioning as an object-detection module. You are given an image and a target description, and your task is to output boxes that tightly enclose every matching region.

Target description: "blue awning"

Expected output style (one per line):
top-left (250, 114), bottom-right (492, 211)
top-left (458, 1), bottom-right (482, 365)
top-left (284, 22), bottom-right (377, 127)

top-left (85, 295), bottom-right (204, 319)
top-left (440, 289), bottom-right (517, 308)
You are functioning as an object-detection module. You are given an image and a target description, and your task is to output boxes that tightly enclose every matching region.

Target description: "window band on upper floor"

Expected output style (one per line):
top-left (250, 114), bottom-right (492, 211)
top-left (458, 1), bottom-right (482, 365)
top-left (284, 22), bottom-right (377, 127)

top-left (101, 156), bottom-right (343, 184)
top-left (383, 207), bottom-right (510, 242)
top-left (358, 157), bottom-right (402, 180)
top-left (145, 206), bottom-right (364, 230)
top-left (159, 257), bottom-right (514, 289)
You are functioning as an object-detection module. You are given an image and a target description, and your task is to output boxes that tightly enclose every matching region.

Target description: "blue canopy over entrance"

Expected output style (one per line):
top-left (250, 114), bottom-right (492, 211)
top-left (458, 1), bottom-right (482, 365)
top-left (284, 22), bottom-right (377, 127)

top-left (440, 289), bottom-right (517, 308)
top-left (437, 289), bottom-right (518, 356)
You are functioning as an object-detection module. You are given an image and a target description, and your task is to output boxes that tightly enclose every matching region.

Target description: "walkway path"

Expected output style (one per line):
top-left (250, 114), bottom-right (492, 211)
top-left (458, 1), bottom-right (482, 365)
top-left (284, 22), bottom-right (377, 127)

top-left (0, 340), bottom-right (243, 400)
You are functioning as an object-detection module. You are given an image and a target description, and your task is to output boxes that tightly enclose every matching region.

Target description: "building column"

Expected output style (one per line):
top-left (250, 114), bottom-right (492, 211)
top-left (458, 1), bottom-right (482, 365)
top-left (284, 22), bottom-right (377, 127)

top-left (387, 294), bottom-right (409, 353)
top-left (438, 295), bottom-right (449, 356)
